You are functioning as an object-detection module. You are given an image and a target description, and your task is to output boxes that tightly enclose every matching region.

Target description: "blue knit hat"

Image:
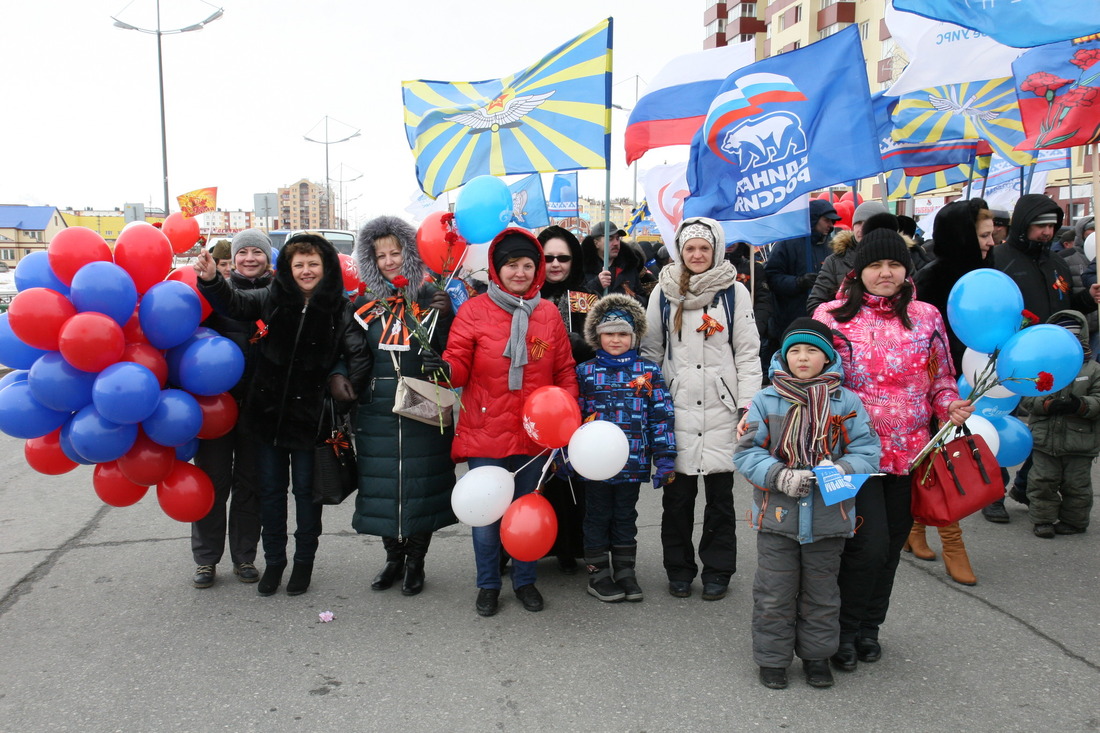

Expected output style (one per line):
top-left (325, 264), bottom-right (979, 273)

top-left (781, 318), bottom-right (835, 365)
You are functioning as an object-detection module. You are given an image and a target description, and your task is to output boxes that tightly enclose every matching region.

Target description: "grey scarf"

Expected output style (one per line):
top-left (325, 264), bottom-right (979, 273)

top-left (487, 281), bottom-right (541, 390)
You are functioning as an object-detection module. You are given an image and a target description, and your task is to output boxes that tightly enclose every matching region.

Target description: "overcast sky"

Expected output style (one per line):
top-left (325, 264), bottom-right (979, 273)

top-left (4, 1), bottom-right (702, 224)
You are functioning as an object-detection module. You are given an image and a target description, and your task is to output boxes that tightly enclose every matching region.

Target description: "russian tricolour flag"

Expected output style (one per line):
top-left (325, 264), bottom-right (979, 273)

top-left (624, 42), bottom-right (755, 165)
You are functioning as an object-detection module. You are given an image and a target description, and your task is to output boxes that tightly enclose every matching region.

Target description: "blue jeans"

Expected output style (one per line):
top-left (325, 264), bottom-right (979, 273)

top-left (256, 442), bottom-right (322, 566)
top-left (468, 455), bottom-right (542, 590)
top-left (582, 480), bottom-right (640, 549)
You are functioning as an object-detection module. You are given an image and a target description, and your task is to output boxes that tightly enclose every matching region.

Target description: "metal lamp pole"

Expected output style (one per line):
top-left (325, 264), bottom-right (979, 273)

top-left (304, 116), bottom-right (361, 228)
top-left (112, 0), bottom-right (224, 216)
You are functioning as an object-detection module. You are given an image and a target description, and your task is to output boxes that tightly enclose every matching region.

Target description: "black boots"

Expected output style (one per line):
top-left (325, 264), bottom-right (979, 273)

top-left (257, 564), bottom-right (286, 596)
top-left (610, 545), bottom-right (643, 602)
top-left (372, 537), bottom-right (406, 591)
top-left (286, 562), bottom-right (313, 596)
top-left (374, 534), bottom-right (429, 595)
top-left (402, 558), bottom-right (425, 596)
top-left (585, 547), bottom-right (625, 602)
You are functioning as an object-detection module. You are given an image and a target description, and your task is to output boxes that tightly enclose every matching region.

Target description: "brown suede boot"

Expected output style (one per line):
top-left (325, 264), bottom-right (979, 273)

top-left (938, 522), bottom-right (977, 585)
top-left (903, 522), bottom-right (936, 561)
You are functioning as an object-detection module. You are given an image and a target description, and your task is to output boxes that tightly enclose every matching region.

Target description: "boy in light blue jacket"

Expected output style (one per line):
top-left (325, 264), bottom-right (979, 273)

top-left (734, 318), bottom-right (880, 691)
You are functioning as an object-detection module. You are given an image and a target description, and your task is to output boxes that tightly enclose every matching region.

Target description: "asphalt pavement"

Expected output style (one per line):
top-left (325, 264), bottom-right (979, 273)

top-left (0, 434), bottom-right (1097, 732)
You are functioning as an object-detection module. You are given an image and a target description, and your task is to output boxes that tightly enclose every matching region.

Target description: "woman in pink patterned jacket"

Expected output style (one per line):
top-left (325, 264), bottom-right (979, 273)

top-left (812, 229), bottom-right (972, 673)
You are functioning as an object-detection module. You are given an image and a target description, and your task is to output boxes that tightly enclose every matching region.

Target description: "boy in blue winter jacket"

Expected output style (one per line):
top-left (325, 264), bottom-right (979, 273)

top-left (734, 318), bottom-right (880, 690)
top-left (576, 294), bottom-right (676, 603)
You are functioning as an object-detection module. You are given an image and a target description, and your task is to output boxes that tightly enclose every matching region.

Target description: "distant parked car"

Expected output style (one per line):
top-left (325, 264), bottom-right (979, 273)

top-left (266, 229), bottom-right (355, 256)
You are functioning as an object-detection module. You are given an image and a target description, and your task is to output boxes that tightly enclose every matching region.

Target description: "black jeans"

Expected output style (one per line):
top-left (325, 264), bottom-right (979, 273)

top-left (836, 474), bottom-right (912, 643)
top-left (660, 471), bottom-right (736, 585)
top-left (256, 442), bottom-right (322, 566)
top-left (191, 425), bottom-right (260, 566)
top-left (582, 480), bottom-right (640, 550)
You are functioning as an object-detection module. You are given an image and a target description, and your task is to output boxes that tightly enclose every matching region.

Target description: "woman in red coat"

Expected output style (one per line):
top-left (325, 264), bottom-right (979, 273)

top-left (431, 228), bottom-right (579, 618)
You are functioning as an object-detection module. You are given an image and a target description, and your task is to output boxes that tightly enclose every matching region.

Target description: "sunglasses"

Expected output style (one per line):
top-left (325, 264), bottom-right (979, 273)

top-left (544, 254), bottom-right (573, 263)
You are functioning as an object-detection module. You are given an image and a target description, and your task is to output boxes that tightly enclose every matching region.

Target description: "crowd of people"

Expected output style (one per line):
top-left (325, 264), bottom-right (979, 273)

top-left (187, 192), bottom-right (1098, 691)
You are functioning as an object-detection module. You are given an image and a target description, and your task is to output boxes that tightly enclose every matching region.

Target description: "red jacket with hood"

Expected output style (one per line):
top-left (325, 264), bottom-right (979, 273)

top-left (444, 228), bottom-right (579, 462)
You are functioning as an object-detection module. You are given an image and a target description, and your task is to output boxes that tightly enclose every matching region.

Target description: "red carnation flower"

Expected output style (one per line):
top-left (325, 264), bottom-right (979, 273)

top-left (1021, 72), bottom-right (1073, 98)
top-left (152, 221), bottom-right (163, 228)
top-left (1036, 371), bottom-right (1055, 392)
top-left (1022, 309), bottom-right (1040, 326)
top-left (1070, 48), bottom-right (1100, 70)
top-left (1063, 85), bottom-right (1100, 108)
top-left (391, 275), bottom-right (409, 288)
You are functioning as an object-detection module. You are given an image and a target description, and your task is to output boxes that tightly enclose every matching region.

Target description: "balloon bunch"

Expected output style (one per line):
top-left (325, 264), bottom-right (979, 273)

top-left (0, 222), bottom-right (245, 523)
top-left (450, 385), bottom-right (630, 562)
top-left (942, 269), bottom-right (1084, 467)
top-left (416, 175), bottom-right (514, 282)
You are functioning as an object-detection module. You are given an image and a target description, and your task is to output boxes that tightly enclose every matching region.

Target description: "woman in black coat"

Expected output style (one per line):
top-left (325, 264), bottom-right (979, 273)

top-left (195, 233), bottom-right (370, 597)
top-left (350, 216), bottom-right (457, 596)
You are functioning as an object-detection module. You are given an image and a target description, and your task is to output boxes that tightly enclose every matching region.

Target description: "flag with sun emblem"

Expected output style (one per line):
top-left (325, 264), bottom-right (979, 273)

top-left (402, 18), bottom-right (612, 198)
top-left (891, 77), bottom-right (1035, 166)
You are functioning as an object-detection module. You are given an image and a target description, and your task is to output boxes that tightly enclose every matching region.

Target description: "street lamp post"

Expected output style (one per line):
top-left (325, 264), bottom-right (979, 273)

top-left (334, 163), bottom-right (363, 229)
top-left (304, 116), bottom-right (361, 228)
top-left (112, 0), bottom-right (224, 216)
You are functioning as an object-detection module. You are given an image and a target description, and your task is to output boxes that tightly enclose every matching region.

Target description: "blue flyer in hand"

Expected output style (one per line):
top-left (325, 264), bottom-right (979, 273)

top-left (812, 465), bottom-right (872, 506)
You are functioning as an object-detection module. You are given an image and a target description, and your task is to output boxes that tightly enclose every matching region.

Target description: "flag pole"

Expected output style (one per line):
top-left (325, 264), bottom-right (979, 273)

top-left (963, 150), bottom-right (977, 198)
top-left (1066, 148), bottom-right (1075, 226)
top-left (604, 171), bottom-right (611, 296)
top-left (878, 173), bottom-right (888, 206)
top-left (1024, 162), bottom-right (1036, 193)
top-left (1092, 145), bottom-right (1100, 235)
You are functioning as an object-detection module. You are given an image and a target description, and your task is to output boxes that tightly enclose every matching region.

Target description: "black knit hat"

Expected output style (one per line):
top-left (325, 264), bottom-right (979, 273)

top-left (854, 229), bottom-right (913, 275)
top-left (492, 232), bottom-right (541, 272)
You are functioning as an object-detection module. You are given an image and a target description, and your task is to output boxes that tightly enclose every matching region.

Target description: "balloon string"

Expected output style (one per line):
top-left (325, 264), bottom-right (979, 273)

top-left (443, 246), bottom-right (470, 289)
top-left (532, 448), bottom-right (558, 491)
top-left (567, 474), bottom-right (576, 506)
top-left (512, 448), bottom-right (550, 480)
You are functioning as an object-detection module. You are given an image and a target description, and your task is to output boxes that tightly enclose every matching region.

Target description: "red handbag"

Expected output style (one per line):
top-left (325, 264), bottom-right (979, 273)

top-left (911, 428), bottom-right (1005, 527)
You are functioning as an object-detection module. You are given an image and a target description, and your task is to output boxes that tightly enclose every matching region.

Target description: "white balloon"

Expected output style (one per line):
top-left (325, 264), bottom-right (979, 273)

top-left (961, 413), bottom-right (1000, 456)
top-left (1085, 232), bottom-right (1096, 262)
top-left (567, 420), bottom-right (629, 481)
top-left (960, 348), bottom-right (1013, 399)
top-left (451, 465), bottom-right (514, 527)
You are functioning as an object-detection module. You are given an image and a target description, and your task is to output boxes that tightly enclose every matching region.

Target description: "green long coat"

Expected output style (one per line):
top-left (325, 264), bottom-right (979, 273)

top-left (350, 292), bottom-right (457, 539)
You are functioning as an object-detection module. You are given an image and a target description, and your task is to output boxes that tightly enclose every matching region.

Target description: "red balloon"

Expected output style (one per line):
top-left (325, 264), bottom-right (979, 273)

top-left (117, 430), bottom-right (176, 485)
top-left (24, 428), bottom-right (78, 475)
top-left (156, 460), bottom-right (215, 522)
top-left (417, 211), bottom-right (468, 275)
top-left (114, 222), bottom-right (174, 294)
top-left (165, 267), bottom-right (213, 321)
top-left (94, 461), bottom-right (150, 507)
top-left (195, 392), bottom-right (239, 439)
top-left (522, 385), bottom-right (582, 449)
top-left (833, 200), bottom-right (855, 230)
top-left (121, 342), bottom-right (169, 387)
top-left (500, 492), bottom-right (558, 562)
top-left (7, 287), bottom-right (78, 351)
top-left (161, 213), bottom-right (202, 255)
top-left (338, 254), bottom-right (360, 292)
top-left (47, 227), bottom-right (112, 286)
top-left (122, 307), bottom-right (147, 343)
top-left (58, 312), bottom-right (126, 373)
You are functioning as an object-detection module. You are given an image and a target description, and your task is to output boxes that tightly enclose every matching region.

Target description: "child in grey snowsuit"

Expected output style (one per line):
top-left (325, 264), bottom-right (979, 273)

top-left (1021, 310), bottom-right (1100, 538)
top-left (734, 318), bottom-right (880, 690)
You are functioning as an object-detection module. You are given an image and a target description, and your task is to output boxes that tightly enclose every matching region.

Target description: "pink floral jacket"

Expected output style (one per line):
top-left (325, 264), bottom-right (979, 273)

top-left (813, 293), bottom-right (959, 475)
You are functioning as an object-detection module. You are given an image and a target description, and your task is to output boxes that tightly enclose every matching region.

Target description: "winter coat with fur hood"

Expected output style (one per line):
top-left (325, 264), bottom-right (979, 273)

top-left (808, 228), bottom-right (929, 317)
top-left (575, 294), bottom-right (676, 483)
top-left (198, 234), bottom-right (371, 450)
top-left (734, 351), bottom-right (880, 543)
top-left (349, 216), bottom-right (456, 539)
top-left (765, 198), bottom-right (836, 335)
top-left (1021, 310), bottom-right (1100, 457)
top-left (200, 269), bottom-right (273, 402)
top-left (443, 228), bottom-right (579, 462)
top-left (640, 217), bottom-right (762, 476)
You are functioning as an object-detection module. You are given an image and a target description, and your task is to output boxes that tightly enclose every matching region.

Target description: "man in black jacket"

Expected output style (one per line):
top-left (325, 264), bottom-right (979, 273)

top-left (580, 221), bottom-right (650, 304)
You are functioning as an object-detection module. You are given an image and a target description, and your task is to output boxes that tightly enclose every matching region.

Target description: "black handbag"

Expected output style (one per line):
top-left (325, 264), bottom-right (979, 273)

top-left (312, 398), bottom-right (357, 505)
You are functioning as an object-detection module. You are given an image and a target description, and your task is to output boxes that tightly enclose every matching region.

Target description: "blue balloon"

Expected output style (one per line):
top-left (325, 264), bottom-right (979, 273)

top-left (0, 369), bottom-right (29, 391)
top-left (139, 281), bottom-right (202, 350)
top-left (14, 251), bottom-right (69, 294)
top-left (0, 380), bottom-right (72, 439)
top-left (454, 175), bottom-right (513, 244)
top-left (68, 404), bottom-right (138, 463)
top-left (142, 389), bottom-right (203, 447)
top-left (996, 324), bottom-right (1084, 396)
top-left (175, 437), bottom-right (200, 462)
top-left (92, 362), bottom-right (161, 424)
top-left (0, 312), bottom-right (48, 369)
top-left (59, 418), bottom-right (96, 465)
top-left (70, 261), bottom-right (138, 326)
top-left (178, 336), bottom-right (245, 396)
top-left (946, 270), bottom-right (1024, 353)
top-left (28, 352), bottom-right (97, 412)
top-left (989, 414), bottom-right (1033, 467)
top-left (165, 327), bottom-right (218, 387)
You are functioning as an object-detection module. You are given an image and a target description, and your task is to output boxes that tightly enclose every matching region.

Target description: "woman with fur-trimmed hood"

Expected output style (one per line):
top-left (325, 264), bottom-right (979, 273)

top-left (575, 293), bottom-right (676, 603)
top-left (349, 215), bottom-right (457, 598)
